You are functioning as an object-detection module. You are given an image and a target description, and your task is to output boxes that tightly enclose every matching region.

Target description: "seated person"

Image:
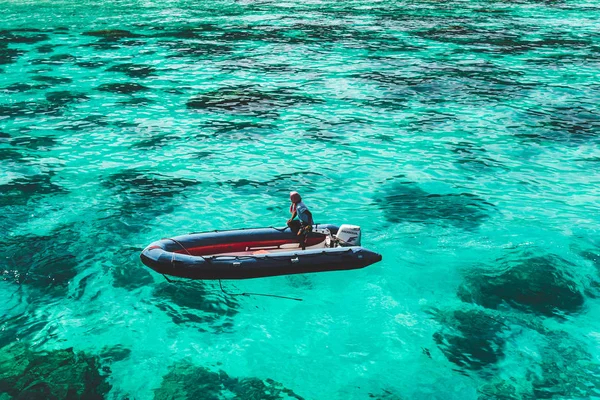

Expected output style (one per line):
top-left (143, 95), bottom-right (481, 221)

top-left (287, 191), bottom-right (314, 250)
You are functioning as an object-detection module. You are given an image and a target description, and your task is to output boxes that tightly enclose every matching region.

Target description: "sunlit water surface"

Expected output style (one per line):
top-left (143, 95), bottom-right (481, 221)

top-left (1, 0), bottom-right (600, 398)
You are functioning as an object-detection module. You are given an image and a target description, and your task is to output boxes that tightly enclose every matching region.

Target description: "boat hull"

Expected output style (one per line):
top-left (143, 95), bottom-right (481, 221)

top-left (140, 225), bottom-right (382, 280)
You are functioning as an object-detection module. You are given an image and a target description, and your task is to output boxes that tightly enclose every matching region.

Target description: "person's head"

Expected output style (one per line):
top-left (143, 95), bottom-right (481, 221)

top-left (290, 191), bottom-right (301, 204)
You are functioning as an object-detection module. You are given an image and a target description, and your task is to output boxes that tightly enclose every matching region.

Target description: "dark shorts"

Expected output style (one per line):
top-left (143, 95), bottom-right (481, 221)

top-left (287, 219), bottom-right (302, 233)
top-left (287, 220), bottom-right (312, 249)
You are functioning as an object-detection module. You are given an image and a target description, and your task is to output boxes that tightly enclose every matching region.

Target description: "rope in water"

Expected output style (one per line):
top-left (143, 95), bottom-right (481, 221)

top-left (218, 280), bottom-right (302, 302)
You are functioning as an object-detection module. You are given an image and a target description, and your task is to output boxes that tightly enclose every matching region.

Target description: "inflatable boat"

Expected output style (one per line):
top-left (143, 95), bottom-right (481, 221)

top-left (140, 224), bottom-right (382, 280)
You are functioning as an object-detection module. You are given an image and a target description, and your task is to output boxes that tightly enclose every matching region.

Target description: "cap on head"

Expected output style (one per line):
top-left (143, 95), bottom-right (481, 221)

top-left (290, 191), bottom-right (301, 203)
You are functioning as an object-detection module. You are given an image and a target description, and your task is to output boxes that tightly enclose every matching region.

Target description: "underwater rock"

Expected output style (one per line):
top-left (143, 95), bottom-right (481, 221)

top-left (451, 142), bottom-right (508, 172)
top-left (154, 24), bottom-right (297, 45)
top-left (367, 388), bottom-right (403, 400)
top-left (82, 29), bottom-right (141, 39)
top-left (9, 135), bottom-right (56, 149)
top-left (156, 29), bottom-right (202, 39)
top-left (187, 86), bottom-right (277, 110)
top-left (117, 39), bottom-right (147, 47)
top-left (102, 203), bottom-right (168, 240)
top-left (2, 83), bottom-right (30, 92)
top-left (102, 169), bottom-right (199, 199)
top-left (285, 22), bottom-right (355, 44)
top-left (354, 71), bottom-right (436, 88)
top-left (219, 171), bottom-right (324, 198)
top-left (97, 82), bottom-right (149, 94)
top-left (1, 221), bottom-right (146, 298)
top-left (36, 44), bottom-right (54, 53)
top-left (152, 24), bottom-right (221, 39)
top-left (163, 41), bottom-right (233, 58)
top-left (0, 30), bottom-right (49, 44)
top-left (218, 27), bottom-right (273, 42)
top-left (106, 63), bottom-right (156, 78)
top-left (412, 26), bottom-right (540, 55)
top-left (2, 82), bottom-right (50, 93)
top-left (391, 61), bottom-right (530, 103)
top-left (0, 173), bottom-right (67, 206)
top-left (83, 40), bottom-right (122, 51)
top-left (76, 60), bottom-right (109, 69)
top-left (477, 380), bottom-right (528, 400)
top-left (0, 101), bottom-right (61, 119)
top-left (458, 253), bottom-right (584, 316)
top-left (111, 247), bottom-right (154, 290)
top-left (357, 36), bottom-right (422, 54)
top-left (45, 91), bottom-right (89, 106)
top-left (517, 105), bottom-right (600, 142)
top-left (31, 75), bottom-right (73, 85)
top-left (113, 263), bottom-right (154, 290)
top-left (430, 307), bottom-right (508, 371)
top-left (477, 330), bottom-right (600, 399)
top-left (201, 119), bottom-right (275, 133)
top-left (118, 97), bottom-right (154, 106)
top-left (1, 232), bottom-right (78, 294)
top-left (187, 85), bottom-right (322, 116)
top-left (98, 345), bottom-right (132, 364)
top-left (49, 53), bottom-right (77, 63)
top-left (531, 331), bottom-right (600, 398)
top-left (0, 314), bottom-right (47, 349)
top-left (216, 58), bottom-right (297, 74)
top-left (101, 170), bottom-right (200, 232)
top-left (0, 44), bottom-right (24, 65)
top-left (581, 249), bottom-right (600, 270)
top-left (374, 180), bottom-right (493, 229)
top-left (198, 119), bottom-right (276, 139)
top-left (0, 28), bottom-right (44, 33)
top-left (153, 361), bottom-right (233, 399)
top-left (0, 345), bottom-right (111, 399)
top-left (31, 53), bottom-right (77, 65)
top-left (285, 274), bottom-right (313, 289)
top-left (154, 359), bottom-right (304, 400)
top-left (429, 62), bottom-right (525, 86)
top-left (405, 110), bottom-right (458, 133)
top-left (526, 49), bottom-right (600, 66)
top-left (163, 87), bottom-right (186, 94)
top-left (303, 128), bottom-right (341, 143)
top-left (0, 148), bottom-right (26, 165)
top-left (230, 377), bottom-right (305, 400)
top-left (131, 133), bottom-right (175, 150)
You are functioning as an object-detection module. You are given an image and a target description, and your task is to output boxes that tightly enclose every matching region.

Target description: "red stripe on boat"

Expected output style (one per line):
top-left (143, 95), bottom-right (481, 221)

top-left (173, 238), bottom-right (324, 256)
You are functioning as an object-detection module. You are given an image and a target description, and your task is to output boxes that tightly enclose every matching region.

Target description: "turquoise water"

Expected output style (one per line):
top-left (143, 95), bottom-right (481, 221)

top-left (1, 0), bottom-right (600, 398)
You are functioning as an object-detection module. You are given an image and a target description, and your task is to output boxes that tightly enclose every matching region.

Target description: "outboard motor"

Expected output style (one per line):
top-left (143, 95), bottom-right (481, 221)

top-left (336, 225), bottom-right (361, 247)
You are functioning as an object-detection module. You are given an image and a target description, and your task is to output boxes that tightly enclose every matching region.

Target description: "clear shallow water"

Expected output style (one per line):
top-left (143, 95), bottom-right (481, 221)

top-left (1, 0), bottom-right (600, 398)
